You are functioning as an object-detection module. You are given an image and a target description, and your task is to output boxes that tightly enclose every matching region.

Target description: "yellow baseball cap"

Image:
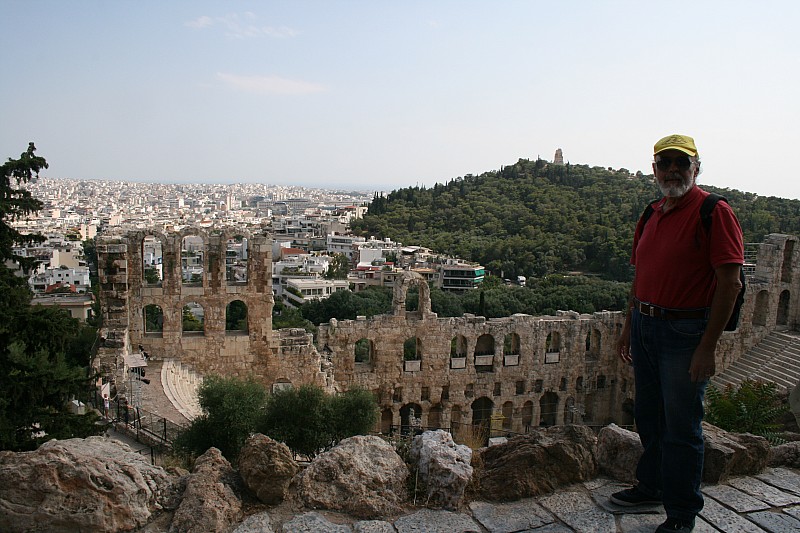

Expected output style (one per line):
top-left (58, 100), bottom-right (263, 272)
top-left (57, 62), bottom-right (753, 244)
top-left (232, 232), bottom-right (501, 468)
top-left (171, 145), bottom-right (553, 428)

top-left (654, 134), bottom-right (698, 157)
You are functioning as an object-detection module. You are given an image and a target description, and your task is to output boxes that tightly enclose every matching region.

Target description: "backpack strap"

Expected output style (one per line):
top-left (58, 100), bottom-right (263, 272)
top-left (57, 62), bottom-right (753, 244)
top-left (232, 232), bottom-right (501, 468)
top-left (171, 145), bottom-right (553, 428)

top-left (700, 192), bottom-right (727, 235)
top-left (636, 199), bottom-right (660, 237)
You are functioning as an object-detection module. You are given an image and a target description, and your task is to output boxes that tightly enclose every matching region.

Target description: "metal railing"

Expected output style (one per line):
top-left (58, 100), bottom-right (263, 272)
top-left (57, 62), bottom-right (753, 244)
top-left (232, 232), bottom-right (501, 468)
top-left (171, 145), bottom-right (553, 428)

top-left (97, 391), bottom-right (187, 463)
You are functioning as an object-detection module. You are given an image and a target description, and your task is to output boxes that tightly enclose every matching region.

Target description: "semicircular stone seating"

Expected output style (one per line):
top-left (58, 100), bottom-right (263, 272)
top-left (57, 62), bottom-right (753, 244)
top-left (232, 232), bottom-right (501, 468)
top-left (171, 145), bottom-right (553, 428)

top-left (160, 359), bottom-right (203, 420)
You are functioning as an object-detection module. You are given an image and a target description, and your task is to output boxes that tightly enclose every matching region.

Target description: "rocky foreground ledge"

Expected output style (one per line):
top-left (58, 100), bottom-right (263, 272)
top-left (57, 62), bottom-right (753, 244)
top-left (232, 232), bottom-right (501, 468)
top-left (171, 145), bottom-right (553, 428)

top-left (1, 424), bottom-right (799, 532)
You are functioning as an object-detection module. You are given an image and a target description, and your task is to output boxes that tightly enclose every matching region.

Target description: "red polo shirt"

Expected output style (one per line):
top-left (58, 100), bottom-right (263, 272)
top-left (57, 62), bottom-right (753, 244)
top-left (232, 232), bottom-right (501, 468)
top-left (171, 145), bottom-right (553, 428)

top-left (632, 186), bottom-right (744, 309)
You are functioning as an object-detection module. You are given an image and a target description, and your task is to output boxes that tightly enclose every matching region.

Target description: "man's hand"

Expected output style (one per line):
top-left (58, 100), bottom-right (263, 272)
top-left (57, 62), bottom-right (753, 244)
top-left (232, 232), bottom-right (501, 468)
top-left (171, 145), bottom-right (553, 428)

top-left (689, 345), bottom-right (716, 382)
top-left (616, 321), bottom-right (632, 364)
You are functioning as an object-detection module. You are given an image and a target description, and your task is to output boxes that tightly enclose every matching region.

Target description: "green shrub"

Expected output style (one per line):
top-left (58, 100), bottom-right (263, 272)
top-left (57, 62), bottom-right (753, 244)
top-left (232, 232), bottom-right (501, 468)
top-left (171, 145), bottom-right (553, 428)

top-left (173, 375), bottom-right (267, 462)
top-left (258, 385), bottom-right (378, 459)
top-left (705, 379), bottom-right (788, 444)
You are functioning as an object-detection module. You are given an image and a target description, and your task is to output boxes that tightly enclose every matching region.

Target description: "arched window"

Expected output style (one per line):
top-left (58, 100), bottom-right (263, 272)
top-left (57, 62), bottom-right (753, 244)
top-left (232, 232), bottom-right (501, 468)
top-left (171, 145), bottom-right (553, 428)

top-left (522, 401), bottom-right (534, 432)
top-left (474, 334), bottom-right (495, 371)
top-left (471, 397), bottom-right (494, 446)
top-left (403, 337), bottom-right (421, 361)
top-left (142, 236), bottom-right (163, 286)
top-left (752, 290), bottom-right (769, 327)
top-left (181, 235), bottom-right (205, 286)
top-left (504, 333), bottom-right (520, 355)
top-left (400, 403), bottom-right (422, 436)
top-left (143, 304), bottom-right (163, 335)
top-left (182, 302), bottom-right (204, 335)
top-left (781, 240), bottom-right (794, 283)
top-left (564, 397), bottom-right (576, 424)
top-left (475, 334), bottom-right (495, 356)
top-left (428, 404), bottom-right (443, 429)
top-left (355, 338), bottom-right (373, 364)
top-left (451, 335), bottom-right (467, 357)
top-left (403, 337), bottom-right (421, 372)
top-left (777, 290), bottom-right (790, 326)
top-left (450, 335), bottom-right (467, 369)
top-left (539, 392), bottom-right (558, 427)
top-left (226, 235), bottom-right (248, 284)
top-left (502, 401), bottom-right (514, 431)
top-left (545, 332), bottom-right (561, 363)
top-left (451, 405), bottom-right (462, 432)
top-left (225, 300), bottom-right (248, 333)
top-left (585, 329), bottom-right (601, 360)
top-left (381, 408), bottom-right (393, 434)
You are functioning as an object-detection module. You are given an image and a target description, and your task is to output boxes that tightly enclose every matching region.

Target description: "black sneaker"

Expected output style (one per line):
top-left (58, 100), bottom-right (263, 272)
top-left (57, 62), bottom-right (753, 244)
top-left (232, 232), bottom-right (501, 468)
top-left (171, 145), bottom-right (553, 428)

top-left (609, 486), bottom-right (662, 506)
top-left (656, 517), bottom-right (695, 532)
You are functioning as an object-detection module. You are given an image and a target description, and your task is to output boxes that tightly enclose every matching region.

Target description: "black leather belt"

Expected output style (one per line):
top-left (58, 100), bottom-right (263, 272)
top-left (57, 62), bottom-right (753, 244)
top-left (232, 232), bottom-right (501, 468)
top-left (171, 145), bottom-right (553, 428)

top-left (634, 299), bottom-right (709, 320)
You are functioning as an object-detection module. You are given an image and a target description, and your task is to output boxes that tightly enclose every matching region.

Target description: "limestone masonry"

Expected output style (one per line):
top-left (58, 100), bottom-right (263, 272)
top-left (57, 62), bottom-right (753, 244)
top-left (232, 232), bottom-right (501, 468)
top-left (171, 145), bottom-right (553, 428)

top-left (96, 229), bottom-right (799, 433)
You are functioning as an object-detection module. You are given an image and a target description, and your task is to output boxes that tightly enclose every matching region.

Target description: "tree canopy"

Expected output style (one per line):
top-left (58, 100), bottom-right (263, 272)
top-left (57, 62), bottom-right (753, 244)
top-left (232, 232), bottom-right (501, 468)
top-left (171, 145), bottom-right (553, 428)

top-left (0, 144), bottom-right (102, 451)
top-left (352, 160), bottom-right (800, 282)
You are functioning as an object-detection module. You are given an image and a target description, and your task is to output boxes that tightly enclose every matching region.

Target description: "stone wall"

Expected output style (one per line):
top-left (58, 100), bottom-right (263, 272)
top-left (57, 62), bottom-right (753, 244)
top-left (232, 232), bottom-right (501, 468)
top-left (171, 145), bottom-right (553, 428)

top-left (97, 230), bottom-right (800, 430)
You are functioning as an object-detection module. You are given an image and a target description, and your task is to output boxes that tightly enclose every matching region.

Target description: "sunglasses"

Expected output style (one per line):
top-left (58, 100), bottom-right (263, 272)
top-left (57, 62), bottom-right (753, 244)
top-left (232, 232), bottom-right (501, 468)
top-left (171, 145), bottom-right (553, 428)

top-left (655, 155), bottom-right (693, 172)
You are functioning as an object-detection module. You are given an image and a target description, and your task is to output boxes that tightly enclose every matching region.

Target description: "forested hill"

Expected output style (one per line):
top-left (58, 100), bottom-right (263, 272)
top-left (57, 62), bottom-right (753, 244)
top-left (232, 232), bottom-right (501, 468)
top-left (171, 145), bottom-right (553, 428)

top-left (350, 158), bottom-right (800, 282)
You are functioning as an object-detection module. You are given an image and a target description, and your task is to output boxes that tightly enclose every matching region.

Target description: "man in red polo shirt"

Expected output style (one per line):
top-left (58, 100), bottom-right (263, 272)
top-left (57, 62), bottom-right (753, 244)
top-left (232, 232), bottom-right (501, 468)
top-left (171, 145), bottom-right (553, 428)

top-left (611, 134), bottom-right (744, 532)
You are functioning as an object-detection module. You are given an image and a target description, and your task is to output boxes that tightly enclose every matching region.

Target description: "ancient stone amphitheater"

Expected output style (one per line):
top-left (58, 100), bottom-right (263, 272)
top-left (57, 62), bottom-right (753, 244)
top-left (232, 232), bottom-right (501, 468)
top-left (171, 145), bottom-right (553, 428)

top-left (95, 229), bottom-right (799, 433)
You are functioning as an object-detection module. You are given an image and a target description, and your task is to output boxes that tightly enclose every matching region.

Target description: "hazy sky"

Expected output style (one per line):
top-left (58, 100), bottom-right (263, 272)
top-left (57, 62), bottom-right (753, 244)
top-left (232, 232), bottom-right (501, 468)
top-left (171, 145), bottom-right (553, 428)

top-left (2, 1), bottom-right (799, 199)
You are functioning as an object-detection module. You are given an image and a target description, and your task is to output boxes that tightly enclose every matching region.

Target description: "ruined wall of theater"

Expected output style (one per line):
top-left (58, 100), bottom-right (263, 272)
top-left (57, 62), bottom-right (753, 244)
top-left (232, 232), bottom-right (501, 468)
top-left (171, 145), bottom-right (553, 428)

top-left (96, 228), bottom-right (328, 398)
top-left (97, 229), bottom-right (799, 429)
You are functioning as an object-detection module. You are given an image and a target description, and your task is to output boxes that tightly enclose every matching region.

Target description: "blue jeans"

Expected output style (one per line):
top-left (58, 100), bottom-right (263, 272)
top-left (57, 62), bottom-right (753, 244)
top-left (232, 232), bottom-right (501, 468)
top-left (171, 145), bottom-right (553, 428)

top-left (631, 308), bottom-right (708, 522)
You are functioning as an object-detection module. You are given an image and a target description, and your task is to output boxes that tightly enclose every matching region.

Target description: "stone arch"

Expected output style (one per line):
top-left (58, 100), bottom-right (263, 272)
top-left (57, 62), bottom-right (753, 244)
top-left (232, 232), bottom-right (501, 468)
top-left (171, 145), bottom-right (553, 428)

top-left (224, 231), bottom-right (251, 285)
top-left (355, 338), bottom-right (373, 364)
top-left (141, 234), bottom-right (164, 287)
top-left (403, 337), bottom-right (421, 361)
top-left (180, 233), bottom-right (206, 286)
top-left (521, 400), bottom-right (534, 431)
top-left (451, 335), bottom-right (467, 357)
top-left (474, 334), bottom-right (495, 356)
top-left (392, 271), bottom-right (431, 317)
top-left (143, 303), bottom-right (163, 335)
top-left (777, 290), bottom-right (790, 326)
top-left (501, 401), bottom-right (514, 431)
top-left (539, 391), bottom-right (558, 426)
top-left (428, 404), bottom-right (443, 429)
top-left (503, 332), bottom-right (520, 355)
top-left (400, 402), bottom-right (422, 435)
top-left (752, 289), bottom-right (770, 327)
top-left (181, 301), bottom-right (205, 335)
top-left (471, 396), bottom-right (494, 445)
top-left (585, 328), bottom-right (601, 360)
top-left (545, 331), bottom-right (561, 364)
top-left (781, 240), bottom-right (794, 283)
top-left (474, 334), bottom-right (495, 371)
top-left (451, 405), bottom-right (463, 432)
top-left (380, 408), bottom-right (393, 434)
top-left (450, 335), bottom-right (467, 369)
top-left (225, 299), bottom-right (248, 333)
top-left (564, 396), bottom-right (576, 424)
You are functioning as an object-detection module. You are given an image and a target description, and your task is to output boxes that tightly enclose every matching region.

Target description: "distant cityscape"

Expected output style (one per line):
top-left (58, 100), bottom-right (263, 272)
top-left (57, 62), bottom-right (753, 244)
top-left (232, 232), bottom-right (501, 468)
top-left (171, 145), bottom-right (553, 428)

top-left (11, 177), bottom-right (486, 321)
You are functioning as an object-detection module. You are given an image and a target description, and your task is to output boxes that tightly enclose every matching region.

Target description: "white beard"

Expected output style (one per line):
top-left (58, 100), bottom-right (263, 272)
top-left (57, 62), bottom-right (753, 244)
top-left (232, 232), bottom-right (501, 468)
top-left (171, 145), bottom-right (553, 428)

top-left (658, 172), bottom-right (694, 198)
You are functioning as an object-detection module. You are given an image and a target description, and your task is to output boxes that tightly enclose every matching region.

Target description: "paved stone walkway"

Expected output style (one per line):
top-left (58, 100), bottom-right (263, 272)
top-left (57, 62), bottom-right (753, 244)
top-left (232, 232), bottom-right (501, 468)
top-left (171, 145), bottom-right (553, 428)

top-left (230, 468), bottom-right (800, 533)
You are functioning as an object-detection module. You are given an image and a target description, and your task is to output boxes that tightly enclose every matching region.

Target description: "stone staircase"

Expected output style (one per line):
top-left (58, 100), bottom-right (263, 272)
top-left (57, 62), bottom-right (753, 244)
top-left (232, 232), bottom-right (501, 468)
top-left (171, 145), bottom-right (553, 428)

top-left (714, 329), bottom-right (800, 393)
top-left (160, 359), bottom-right (203, 421)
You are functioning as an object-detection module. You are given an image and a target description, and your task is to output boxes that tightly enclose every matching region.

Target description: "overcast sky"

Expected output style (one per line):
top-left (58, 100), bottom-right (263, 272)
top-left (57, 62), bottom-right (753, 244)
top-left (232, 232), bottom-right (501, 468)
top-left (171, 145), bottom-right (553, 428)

top-left (2, 1), bottom-right (798, 199)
